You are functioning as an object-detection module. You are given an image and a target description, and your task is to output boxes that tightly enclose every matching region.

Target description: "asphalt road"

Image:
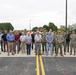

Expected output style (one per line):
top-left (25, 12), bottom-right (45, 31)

top-left (43, 57), bottom-right (76, 75)
top-left (0, 57), bottom-right (36, 75)
top-left (0, 57), bottom-right (76, 75)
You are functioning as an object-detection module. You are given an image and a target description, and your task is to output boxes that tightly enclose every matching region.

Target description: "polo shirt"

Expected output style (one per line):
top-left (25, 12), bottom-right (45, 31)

top-left (46, 34), bottom-right (53, 43)
top-left (20, 35), bottom-right (26, 42)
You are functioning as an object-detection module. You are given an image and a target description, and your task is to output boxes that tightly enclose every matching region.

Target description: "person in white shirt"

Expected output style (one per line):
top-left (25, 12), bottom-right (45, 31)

top-left (35, 30), bottom-right (42, 55)
top-left (20, 31), bottom-right (26, 54)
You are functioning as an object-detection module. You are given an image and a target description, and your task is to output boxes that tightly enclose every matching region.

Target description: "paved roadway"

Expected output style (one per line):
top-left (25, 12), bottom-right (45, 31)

top-left (0, 57), bottom-right (76, 75)
top-left (0, 57), bottom-right (36, 75)
top-left (0, 48), bottom-right (76, 75)
top-left (43, 57), bottom-right (76, 75)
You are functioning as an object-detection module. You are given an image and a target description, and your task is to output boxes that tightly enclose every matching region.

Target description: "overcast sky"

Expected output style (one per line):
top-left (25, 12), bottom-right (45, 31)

top-left (0, 0), bottom-right (76, 30)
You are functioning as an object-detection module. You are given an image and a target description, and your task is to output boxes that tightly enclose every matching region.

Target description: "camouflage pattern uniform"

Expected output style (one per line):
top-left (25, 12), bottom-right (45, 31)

top-left (61, 31), bottom-right (66, 55)
top-left (55, 32), bottom-right (64, 56)
top-left (70, 34), bottom-right (76, 55)
top-left (73, 35), bottom-right (76, 55)
top-left (42, 32), bottom-right (47, 54)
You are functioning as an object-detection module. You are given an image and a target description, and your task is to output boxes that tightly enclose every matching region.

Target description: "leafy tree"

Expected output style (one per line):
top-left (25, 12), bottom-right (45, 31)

top-left (59, 25), bottom-right (66, 31)
top-left (59, 24), bottom-right (76, 33)
top-left (32, 27), bottom-right (39, 31)
top-left (38, 27), bottom-right (43, 32)
top-left (32, 22), bottom-right (58, 32)
top-left (43, 25), bottom-right (49, 31)
top-left (68, 23), bottom-right (76, 33)
top-left (68, 25), bottom-right (73, 31)
top-left (0, 23), bottom-right (14, 32)
top-left (49, 22), bottom-right (58, 31)
top-left (71, 23), bottom-right (76, 30)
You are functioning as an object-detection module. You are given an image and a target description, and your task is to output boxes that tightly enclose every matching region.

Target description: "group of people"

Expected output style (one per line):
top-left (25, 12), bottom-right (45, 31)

top-left (0, 29), bottom-right (33, 56)
top-left (35, 28), bottom-right (76, 56)
top-left (0, 28), bottom-right (76, 56)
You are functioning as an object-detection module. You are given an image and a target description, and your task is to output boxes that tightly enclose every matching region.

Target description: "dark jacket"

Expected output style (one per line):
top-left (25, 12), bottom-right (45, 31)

top-left (66, 34), bottom-right (70, 42)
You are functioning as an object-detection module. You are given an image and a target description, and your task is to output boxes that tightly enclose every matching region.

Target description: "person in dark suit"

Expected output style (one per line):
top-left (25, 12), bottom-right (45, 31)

top-left (2, 30), bottom-right (8, 52)
top-left (66, 31), bottom-right (70, 53)
top-left (31, 32), bottom-right (35, 50)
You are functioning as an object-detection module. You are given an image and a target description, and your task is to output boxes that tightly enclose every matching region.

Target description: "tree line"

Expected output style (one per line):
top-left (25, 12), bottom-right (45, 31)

top-left (32, 22), bottom-right (58, 32)
top-left (0, 23), bottom-right (14, 32)
top-left (32, 22), bottom-right (76, 33)
top-left (0, 22), bottom-right (76, 33)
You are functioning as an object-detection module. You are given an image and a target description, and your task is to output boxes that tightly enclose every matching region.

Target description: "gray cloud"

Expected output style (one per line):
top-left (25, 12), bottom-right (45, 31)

top-left (0, 0), bottom-right (76, 30)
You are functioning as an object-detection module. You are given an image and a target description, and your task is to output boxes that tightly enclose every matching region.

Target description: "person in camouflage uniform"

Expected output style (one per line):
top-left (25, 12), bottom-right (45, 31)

top-left (61, 29), bottom-right (66, 55)
top-left (70, 31), bottom-right (76, 55)
top-left (55, 31), bottom-right (64, 56)
top-left (73, 35), bottom-right (76, 55)
top-left (42, 28), bottom-right (47, 54)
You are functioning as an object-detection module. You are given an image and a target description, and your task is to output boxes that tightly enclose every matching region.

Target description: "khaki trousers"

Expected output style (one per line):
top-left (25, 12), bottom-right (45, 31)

top-left (21, 43), bottom-right (26, 53)
top-left (8, 42), bottom-right (14, 55)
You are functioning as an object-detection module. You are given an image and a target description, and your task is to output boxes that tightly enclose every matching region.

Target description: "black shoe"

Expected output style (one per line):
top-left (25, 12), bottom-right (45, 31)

top-left (27, 53), bottom-right (30, 55)
top-left (12, 53), bottom-right (14, 55)
top-left (64, 52), bottom-right (66, 55)
top-left (35, 53), bottom-right (37, 55)
top-left (39, 53), bottom-right (42, 55)
top-left (60, 54), bottom-right (64, 57)
top-left (1, 50), bottom-right (3, 52)
top-left (55, 54), bottom-right (58, 57)
top-left (4, 50), bottom-right (6, 52)
top-left (8, 53), bottom-right (10, 56)
top-left (67, 50), bottom-right (69, 53)
top-left (17, 51), bottom-right (19, 54)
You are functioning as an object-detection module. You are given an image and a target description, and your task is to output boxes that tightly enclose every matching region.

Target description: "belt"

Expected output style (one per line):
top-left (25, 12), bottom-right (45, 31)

top-left (9, 41), bottom-right (13, 42)
top-left (36, 42), bottom-right (41, 43)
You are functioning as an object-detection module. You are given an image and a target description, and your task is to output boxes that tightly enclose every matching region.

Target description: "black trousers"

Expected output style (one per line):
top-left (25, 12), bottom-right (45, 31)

top-left (66, 42), bottom-right (69, 52)
top-left (0, 41), bottom-right (3, 51)
top-left (4, 41), bottom-right (8, 52)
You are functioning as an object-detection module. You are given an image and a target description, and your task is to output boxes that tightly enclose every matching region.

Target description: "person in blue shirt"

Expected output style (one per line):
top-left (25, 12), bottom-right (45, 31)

top-left (6, 30), bottom-right (15, 56)
top-left (46, 31), bottom-right (53, 56)
top-left (0, 30), bottom-right (3, 53)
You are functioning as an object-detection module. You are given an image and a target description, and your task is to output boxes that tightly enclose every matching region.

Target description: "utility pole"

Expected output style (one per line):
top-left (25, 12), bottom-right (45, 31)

top-left (29, 19), bottom-right (32, 30)
top-left (65, 0), bottom-right (68, 31)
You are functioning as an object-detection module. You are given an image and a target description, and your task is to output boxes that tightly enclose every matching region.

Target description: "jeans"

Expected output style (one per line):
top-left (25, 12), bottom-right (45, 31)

top-left (46, 43), bottom-right (53, 55)
top-left (26, 44), bottom-right (31, 55)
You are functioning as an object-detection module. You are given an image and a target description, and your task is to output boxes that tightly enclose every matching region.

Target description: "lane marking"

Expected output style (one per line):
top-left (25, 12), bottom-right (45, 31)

top-left (40, 55), bottom-right (46, 75)
top-left (36, 55), bottom-right (40, 75)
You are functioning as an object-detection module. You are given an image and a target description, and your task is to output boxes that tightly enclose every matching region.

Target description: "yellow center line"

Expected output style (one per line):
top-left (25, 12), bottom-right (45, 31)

top-left (36, 55), bottom-right (40, 75)
top-left (40, 55), bottom-right (46, 75)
